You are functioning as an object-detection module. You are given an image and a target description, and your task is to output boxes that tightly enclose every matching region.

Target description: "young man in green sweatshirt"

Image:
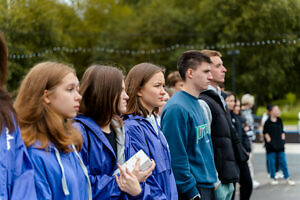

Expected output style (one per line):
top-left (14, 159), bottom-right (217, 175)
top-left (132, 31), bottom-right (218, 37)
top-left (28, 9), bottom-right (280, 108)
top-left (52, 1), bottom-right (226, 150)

top-left (161, 50), bottom-right (218, 200)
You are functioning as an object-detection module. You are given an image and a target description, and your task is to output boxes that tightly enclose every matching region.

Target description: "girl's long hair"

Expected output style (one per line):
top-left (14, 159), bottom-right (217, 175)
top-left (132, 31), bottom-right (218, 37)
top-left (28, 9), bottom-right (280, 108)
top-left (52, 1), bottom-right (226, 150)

top-left (125, 63), bottom-right (164, 118)
top-left (0, 33), bottom-right (15, 133)
top-left (79, 65), bottom-right (124, 127)
top-left (14, 62), bottom-right (83, 152)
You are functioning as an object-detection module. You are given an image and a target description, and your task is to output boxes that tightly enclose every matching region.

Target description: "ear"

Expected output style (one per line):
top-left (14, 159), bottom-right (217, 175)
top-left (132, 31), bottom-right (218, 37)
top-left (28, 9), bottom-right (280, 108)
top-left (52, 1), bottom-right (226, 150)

top-left (137, 89), bottom-right (142, 97)
top-left (43, 90), bottom-right (51, 104)
top-left (186, 68), bottom-right (193, 79)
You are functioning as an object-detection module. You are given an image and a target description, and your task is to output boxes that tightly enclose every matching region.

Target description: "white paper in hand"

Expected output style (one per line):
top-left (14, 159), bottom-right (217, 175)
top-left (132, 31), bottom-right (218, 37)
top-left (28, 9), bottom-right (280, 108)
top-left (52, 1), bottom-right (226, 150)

top-left (113, 150), bottom-right (152, 175)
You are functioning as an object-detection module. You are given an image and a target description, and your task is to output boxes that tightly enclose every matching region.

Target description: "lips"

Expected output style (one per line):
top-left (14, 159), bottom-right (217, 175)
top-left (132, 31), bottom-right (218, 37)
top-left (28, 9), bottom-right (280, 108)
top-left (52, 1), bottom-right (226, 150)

top-left (74, 105), bottom-right (80, 111)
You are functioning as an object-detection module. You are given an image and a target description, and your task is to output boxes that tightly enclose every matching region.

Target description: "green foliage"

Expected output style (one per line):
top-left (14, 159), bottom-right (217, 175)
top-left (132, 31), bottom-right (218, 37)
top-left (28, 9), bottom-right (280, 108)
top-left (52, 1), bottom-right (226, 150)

top-left (257, 98), bottom-right (300, 125)
top-left (0, 0), bottom-right (299, 105)
top-left (285, 92), bottom-right (296, 107)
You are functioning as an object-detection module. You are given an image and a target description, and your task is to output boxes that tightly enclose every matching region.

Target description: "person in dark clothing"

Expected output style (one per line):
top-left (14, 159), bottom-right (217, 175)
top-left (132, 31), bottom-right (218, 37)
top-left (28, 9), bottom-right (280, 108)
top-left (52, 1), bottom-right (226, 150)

top-left (226, 94), bottom-right (252, 200)
top-left (199, 50), bottom-right (240, 200)
top-left (263, 105), bottom-right (295, 186)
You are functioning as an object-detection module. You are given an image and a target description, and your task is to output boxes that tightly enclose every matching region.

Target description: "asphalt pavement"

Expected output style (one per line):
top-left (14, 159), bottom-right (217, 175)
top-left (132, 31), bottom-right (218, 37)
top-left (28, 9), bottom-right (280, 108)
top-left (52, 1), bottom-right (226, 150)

top-left (235, 143), bottom-right (300, 200)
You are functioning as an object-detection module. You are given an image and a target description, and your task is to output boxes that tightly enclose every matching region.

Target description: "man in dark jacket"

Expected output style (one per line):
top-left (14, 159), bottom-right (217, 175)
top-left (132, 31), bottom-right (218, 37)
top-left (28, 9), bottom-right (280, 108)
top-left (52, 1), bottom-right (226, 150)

top-left (199, 50), bottom-right (240, 200)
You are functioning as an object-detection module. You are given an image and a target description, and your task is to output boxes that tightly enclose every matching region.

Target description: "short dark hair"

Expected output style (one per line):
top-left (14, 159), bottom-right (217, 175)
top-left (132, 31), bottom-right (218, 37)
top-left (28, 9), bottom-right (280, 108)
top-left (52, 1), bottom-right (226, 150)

top-left (177, 50), bottom-right (212, 81)
top-left (266, 104), bottom-right (274, 112)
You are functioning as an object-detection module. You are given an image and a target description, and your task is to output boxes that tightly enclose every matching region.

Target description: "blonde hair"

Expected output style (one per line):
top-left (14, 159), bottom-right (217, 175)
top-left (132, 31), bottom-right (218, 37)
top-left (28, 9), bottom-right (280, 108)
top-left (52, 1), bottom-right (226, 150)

top-left (200, 49), bottom-right (222, 58)
top-left (241, 93), bottom-right (255, 107)
top-left (14, 62), bottom-right (83, 152)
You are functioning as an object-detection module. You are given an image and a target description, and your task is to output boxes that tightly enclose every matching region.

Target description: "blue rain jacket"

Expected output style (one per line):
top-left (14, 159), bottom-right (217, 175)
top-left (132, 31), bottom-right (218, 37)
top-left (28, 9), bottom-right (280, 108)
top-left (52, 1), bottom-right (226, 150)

top-left (27, 142), bottom-right (90, 200)
top-left (74, 114), bottom-right (166, 200)
top-left (124, 114), bottom-right (178, 200)
top-left (0, 117), bottom-right (36, 200)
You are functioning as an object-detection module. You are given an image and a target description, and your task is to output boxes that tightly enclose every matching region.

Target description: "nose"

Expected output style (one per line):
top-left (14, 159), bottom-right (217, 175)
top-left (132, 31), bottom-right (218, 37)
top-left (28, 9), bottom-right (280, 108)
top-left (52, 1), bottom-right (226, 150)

top-left (208, 72), bottom-right (213, 80)
top-left (222, 65), bottom-right (227, 72)
top-left (161, 87), bottom-right (166, 95)
top-left (124, 91), bottom-right (129, 100)
top-left (75, 91), bottom-right (82, 101)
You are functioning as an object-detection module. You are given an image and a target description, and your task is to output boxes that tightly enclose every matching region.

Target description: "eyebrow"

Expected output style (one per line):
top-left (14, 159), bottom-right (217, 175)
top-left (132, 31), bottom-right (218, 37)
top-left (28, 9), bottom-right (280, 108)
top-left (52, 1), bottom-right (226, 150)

top-left (66, 82), bottom-right (79, 87)
top-left (154, 80), bottom-right (164, 84)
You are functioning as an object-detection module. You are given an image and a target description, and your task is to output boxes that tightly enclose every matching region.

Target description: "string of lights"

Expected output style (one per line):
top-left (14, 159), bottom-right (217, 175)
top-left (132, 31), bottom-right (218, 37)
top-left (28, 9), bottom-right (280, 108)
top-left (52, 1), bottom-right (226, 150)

top-left (8, 38), bottom-right (300, 60)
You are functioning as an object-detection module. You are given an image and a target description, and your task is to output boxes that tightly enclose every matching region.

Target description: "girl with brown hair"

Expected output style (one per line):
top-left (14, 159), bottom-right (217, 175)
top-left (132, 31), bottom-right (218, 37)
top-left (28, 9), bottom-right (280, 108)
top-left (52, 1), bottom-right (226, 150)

top-left (14, 61), bottom-right (91, 200)
top-left (0, 33), bottom-right (37, 200)
top-left (74, 65), bottom-right (155, 199)
top-left (124, 63), bottom-right (178, 200)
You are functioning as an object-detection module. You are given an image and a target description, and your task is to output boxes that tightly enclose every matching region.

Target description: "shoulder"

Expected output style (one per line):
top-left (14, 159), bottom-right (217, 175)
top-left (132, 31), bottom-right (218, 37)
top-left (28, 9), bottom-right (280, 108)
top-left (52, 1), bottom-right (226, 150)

top-left (124, 117), bottom-right (139, 129)
top-left (162, 103), bottom-right (190, 122)
top-left (124, 117), bottom-right (144, 135)
top-left (198, 99), bottom-right (210, 111)
top-left (27, 146), bottom-right (54, 169)
top-left (72, 121), bottom-right (86, 134)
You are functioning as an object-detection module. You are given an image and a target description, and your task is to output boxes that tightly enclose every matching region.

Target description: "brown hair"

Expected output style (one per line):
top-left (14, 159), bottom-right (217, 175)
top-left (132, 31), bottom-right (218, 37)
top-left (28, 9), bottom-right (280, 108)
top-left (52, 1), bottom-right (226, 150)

top-left (0, 33), bottom-right (8, 87)
top-left (125, 63), bottom-right (164, 118)
top-left (200, 49), bottom-right (222, 58)
top-left (0, 33), bottom-right (15, 133)
top-left (14, 62), bottom-right (83, 153)
top-left (79, 65), bottom-right (124, 127)
top-left (167, 71), bottom-right (182, 87)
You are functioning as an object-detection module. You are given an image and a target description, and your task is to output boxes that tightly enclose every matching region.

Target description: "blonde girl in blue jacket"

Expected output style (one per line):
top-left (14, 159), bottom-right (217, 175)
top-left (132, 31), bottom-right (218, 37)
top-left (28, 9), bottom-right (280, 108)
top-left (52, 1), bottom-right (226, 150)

top-left (14, 62), bottom-right (92, 200)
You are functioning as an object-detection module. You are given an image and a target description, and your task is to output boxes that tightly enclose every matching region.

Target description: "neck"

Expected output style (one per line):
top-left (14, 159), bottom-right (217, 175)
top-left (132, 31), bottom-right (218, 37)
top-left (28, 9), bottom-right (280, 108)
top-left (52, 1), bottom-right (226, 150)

top-left (270, 116), bottom-right (277, 122)
top-left (182, 83), bottom-right (201, 98)
top-left (209, 81), bottom-right (218, 89)
top-left (101, 123), bottom-right (111, 133)
top-left (139, 100), bottom-right (153, 115)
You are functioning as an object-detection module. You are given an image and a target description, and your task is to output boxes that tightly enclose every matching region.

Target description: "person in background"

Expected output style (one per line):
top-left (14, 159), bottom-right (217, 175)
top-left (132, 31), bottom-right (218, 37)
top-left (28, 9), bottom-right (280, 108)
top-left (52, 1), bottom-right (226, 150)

top-left (157, 87), bottom-right (173, 123)
top-left (14, 62), bottom-right (92, 200)
top-left (0, 33), bottom-right (36, 200)
top-left (167, 71), bottom-right (183, 93)
top-left (124, 63), bottom-right (178, 200)
top-left (74, 65), bottom-right (155, 199)
top-left (240, 93), bottom-right (260, 189)
top-left (261, 104), bottom-right (283, 179)
top-left (263, 105), bottom-right (295, 186)
top-left (225, 94), bottom-right (252, 200)
top-left (161, 50), bottom-right (218, 200)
